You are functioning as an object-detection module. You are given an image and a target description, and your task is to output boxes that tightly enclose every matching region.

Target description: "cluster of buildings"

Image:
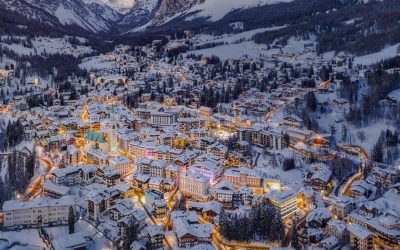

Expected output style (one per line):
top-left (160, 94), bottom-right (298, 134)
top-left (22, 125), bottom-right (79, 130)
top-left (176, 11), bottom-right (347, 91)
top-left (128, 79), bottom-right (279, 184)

top-left (1, 32), bottom-right (400, 250)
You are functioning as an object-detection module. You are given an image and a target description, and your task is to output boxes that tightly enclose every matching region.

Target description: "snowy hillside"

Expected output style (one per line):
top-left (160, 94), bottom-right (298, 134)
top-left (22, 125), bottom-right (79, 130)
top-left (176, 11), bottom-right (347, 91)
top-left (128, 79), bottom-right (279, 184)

top-left (0, 36), bottom-right (94, 57)
top-left (26, 0), bottom-right (111, 32)
top-left (119, 0), bottom-right (161, 28)
top-left (0, 0), bottom-right (111, 33)
top-left (353, 43), bottom-right (400, 66)
top-left (126, 0), bottom-right (295, 32)
top-left (0, 0), bottom-right (60, 26)
top-left (185, 0), bottom-right (295, 22)
top-left (85, 1), bottom-right (123, 22)
top-left (84, 0), bottom-right (135, 14)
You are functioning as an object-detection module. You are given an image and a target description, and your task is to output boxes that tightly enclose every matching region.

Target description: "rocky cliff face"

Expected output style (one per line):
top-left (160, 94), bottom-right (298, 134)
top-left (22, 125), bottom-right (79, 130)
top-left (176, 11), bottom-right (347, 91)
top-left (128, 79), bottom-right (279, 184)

top-left (119, 0), bottom-right (161, 29)
top-left (154, 0), bottom-right (204, 21)
top-left (119, 0), bottom-right (203, 32)
top-left (85, 1), bottom-right (122, 22)
top-left (1, 0), bottom-right (112, 33)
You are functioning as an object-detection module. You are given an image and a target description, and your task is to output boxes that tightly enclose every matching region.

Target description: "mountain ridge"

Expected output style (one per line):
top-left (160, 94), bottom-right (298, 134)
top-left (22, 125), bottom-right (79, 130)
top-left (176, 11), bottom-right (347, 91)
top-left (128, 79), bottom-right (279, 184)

top-left (0, 0), bottom-right (296, 34)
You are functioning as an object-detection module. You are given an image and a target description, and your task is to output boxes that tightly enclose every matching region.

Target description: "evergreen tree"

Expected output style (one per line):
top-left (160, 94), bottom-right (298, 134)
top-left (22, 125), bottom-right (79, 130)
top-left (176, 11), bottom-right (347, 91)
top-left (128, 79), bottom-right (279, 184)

top-left (8, 153), bottom-right (16, 190)
top-left (329, 125), bottom-right (337, 149)
top-left (219, 202), bottom-right (284, 243)
top-left (15, 152), bottom-right (27, 193)
top-left (68, 206), bottom-right (75, 234)
top-left (290, 223), bottom-right (300, 250)
top-left (341, 124), bottom-right (348, 142)
top-left (371, 139), bottom-right (384, 163)
top-left (283, 158), bottom-right (295, 171)
top-left (0, 178), bottom-right (4, 207)
top-left (305, 91), bottom-right (317, 111)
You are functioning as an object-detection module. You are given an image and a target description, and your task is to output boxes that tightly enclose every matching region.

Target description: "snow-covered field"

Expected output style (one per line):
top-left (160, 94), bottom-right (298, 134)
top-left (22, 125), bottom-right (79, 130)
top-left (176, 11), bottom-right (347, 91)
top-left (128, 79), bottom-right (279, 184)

top-left (193, 26), bottom-right (287, 46)
top-left (184, 33), bottom-right (314, 61)
top-left (354, 43), bottom-right (400, 65)
top-left (257, 158), bottom-right (305, 191)
top-left (186, 41), bottom-right (272, 60)
top-left (79, 56), bottom-right (116, 71)
top-left (314, 90), bottom-right (397, 154)
top-left (0, 37), bottom-right (93, 57)
top-left (388, 88), bottom-right (400, 102)
top-left (0, 229), bottom-right (46, 250)
top-left (318, 110), bottom-right (396, 153)
top-left (186, 0), bottom-right (294, 21)
top-left (44, 220), bottom-right (113, 249)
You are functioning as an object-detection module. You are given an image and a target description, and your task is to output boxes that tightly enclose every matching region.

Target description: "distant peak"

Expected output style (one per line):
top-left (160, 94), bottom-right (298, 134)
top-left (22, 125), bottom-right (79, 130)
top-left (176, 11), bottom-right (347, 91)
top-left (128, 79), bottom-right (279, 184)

top-left (84, 0), bottom-right (135, 14)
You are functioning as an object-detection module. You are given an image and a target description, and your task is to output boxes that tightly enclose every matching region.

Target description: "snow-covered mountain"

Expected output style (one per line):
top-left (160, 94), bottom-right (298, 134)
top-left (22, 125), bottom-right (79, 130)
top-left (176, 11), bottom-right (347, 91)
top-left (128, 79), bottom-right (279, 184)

top-left (0, 0), bottom-right (111, 33)
top-left (182, 0), bottom-right (294, 22)
top-left (119, 0), bottom-right (162, 30)
top-left (84, 0), bottom-right (135, 14)
top-left (85, 1), bottom-right (123, 22)
top-left (120, 0), bottom-right (295, 32)
top-left (0, 0), bottom-right (296, 34)
top-left (26, 0), bottom-right (111, 32)
top-left (0, 0), bottom-right (61, 26)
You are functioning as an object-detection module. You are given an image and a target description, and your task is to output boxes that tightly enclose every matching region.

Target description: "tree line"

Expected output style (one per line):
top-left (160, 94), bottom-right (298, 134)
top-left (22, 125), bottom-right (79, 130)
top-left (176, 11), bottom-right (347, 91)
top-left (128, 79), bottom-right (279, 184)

top-left (0, 149), bottom-right (36, 206)
top-left (219, 202), bottom-right (285, 243)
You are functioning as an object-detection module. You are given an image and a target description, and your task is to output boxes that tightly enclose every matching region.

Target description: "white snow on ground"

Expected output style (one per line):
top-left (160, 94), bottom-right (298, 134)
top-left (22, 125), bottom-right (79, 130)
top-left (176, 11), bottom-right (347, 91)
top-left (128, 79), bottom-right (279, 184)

top-left (314, 91), bottom-right (396, 153)
top-left (186, 41), bottom-right (272, 60)
top-left (85, 0), bottom-right (135, 14)
top-left (0, 37), bottom-right (93, 57)
top-left (79, 56), bottom-right (116, 71)
top-left (195, 26), bottom-right (287, 46)
top-left (318, 112), bottom-right (395, 153)
top-left (258, 163), bottom-right (305, 190)
top-left (128, 21), bottom-right (153, 33)
top-left (51, 3), bottom-right (109, 32)
top-left (55, 5), bottom-right (84, 26)
top-left (255, 149), bottom-right (305, 191)
top-left (0, 43), bottom-right (33, 56)
top-left (388, 88), bottom-right (400, 102)
top-left (185, 35), bottom-right (314, 61)
top-left (349, 122), bottom-right (396, 153)
top-left (44, 220), bottom-right (113, 249)
top-left (354, 43), bottom-right (400, 65)
top-left (130, 0), bottom-right (292, 32)
top-left (343, 18), bottom-right (361, 25)
top-left (169, 28), bottom-right (284, 49)
top-left (0, 229), bottom-right (46, 249)
top-left (186, 0), bottom-right (294, 21)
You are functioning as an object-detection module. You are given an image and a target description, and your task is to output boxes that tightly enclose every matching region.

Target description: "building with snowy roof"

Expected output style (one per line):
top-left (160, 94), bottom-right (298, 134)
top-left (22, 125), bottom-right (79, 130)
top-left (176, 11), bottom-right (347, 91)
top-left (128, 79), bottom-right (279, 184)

top-left (145, 225), bottom-right (165, 249)
top-left (265, 188), bottom-right (298, 220)
top-left (170, 210), bottom-right (213, 248)
top-left (347, 223), bottom-right (375, 250)
top-left (327, 219), bottom-right (349, 245)
top-left (3, 195), bottom-right (75, 227)
top-left (189, 154), bottom-right (223, 183)
top-left (109, 155), bottom-right (133, 176)
top-left (49, 166), bottom-right (80, 186)
top-left (306, 207), bottom-right (333, 229)
top-left (180, 172), bottom-right (210, 202)
top-left (223, 167), bottom-right (263, 190)
top-left (329, 195), bottom-right (354, 219)
top-left (96, 165), bottom-right (121, 187)
top-left (43, 180), bottom-right (70, 198)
